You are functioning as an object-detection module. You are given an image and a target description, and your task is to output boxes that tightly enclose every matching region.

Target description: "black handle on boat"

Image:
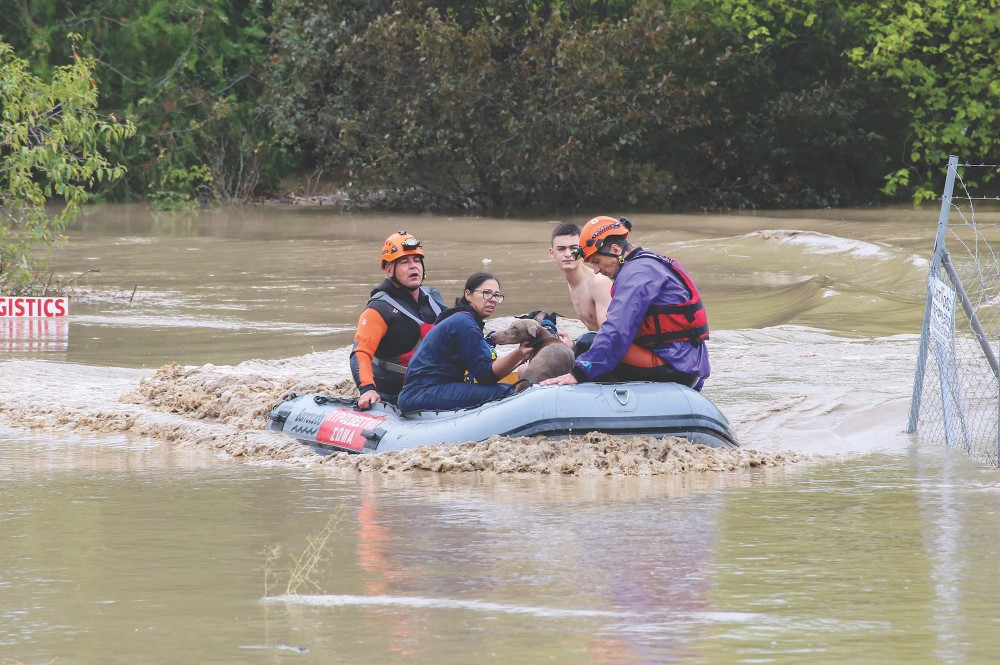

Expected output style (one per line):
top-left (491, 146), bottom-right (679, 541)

top-left (313, 395), bottom-right (358, 407)
top-left (267, 408), bottom-right (289, 429)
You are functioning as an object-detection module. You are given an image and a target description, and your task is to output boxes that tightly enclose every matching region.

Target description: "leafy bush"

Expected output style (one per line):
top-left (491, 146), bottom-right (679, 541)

top-left (846, 0), bottom-right (1000, 202)
top-left (0, 0), bottom-right (285, 204)
top-left (3, 0), bottom-right (983, 212)
top-left (267, 0), bottom-right (905, 211)
top-left (0, 38), bottom-right (133, 294)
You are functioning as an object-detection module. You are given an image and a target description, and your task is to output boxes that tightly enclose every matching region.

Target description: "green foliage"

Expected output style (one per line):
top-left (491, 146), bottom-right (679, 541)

top-left (265, 0), bottom-right (392, 165)
top-left (722, 0), bottom-right (1000, 204)
top-left (428, 0), bottom-right (636, 30)
top-left (716, 0), bottom-right (824, 46)
top-left (0, 0), bottom-right (285, 204)
top-left (702, 0), bottom-right (908, 208)
top-left (147, 160), bottom-right (213, 211)
top-left (0, 37), bottom-right (134, 294)
top-left (846, 0), bottom-right (1000, 203)
top-left (4, 0), bottom-right (985, 211)
top-left (267, 0), bottom-right (902, 211)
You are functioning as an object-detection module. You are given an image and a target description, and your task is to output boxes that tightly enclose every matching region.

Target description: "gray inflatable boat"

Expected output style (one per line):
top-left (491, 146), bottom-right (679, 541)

top-left (267, 382), bottom-right (738, 454)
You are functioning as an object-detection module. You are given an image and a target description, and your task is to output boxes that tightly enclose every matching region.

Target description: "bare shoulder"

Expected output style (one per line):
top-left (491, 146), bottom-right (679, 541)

top-left (588, 272), bottom-right (612, 298)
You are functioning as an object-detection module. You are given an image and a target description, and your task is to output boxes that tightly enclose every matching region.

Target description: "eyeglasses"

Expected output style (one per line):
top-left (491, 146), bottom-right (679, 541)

top-left (472, 289), bottom-right (504, 303)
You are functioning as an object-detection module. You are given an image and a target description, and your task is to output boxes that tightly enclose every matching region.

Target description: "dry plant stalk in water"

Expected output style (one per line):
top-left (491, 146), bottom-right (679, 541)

top-left (263, 511), bottom-right (344, 597)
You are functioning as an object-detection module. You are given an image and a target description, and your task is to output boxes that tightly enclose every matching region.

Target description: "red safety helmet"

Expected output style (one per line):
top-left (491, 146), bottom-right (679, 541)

top-left (380, 231), bottom-right (425, 268)
top-left (574, 216), bottom-right (631, 261)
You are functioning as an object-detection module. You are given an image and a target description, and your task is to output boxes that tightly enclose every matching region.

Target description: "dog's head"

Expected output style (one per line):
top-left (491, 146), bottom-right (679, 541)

top-left (489, 318), bottom-right (545, 346)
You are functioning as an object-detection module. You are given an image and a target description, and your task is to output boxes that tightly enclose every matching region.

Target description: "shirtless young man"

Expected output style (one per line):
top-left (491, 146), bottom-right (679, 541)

top-left (550, 222), bottom-right (612, 331)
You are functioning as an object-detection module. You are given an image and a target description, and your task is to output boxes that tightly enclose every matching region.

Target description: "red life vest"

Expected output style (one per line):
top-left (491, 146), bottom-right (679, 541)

top-left (617, 250), bottom-right (710, 348)
top-left (397, 322), bottom-right (435, 365)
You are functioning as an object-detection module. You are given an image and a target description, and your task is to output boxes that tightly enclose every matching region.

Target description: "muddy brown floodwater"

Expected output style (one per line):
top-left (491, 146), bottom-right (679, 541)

top-left (3, 204), bottom-right (995, 665)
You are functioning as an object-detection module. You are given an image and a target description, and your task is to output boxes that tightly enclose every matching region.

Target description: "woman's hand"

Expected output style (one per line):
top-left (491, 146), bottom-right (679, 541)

top-left (494, 342), bottom-right (534, 379)
top-left (557, 331), bottom-right (574, 350)
top-left (518, 340), bottom-right (536, 362)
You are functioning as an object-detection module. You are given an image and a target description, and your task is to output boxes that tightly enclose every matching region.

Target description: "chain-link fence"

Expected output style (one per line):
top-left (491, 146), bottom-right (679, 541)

top-left (909, 156), bottom-right (1000, 467)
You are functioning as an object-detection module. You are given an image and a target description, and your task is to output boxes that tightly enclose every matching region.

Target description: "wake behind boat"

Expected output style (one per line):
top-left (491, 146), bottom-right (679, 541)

top-left (267, 382), bottom-right (738, 454)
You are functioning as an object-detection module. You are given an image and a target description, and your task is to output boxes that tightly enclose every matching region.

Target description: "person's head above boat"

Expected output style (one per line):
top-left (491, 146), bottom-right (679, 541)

top-left (380, 230), bottom-right (426, 290)
top-left (574, 216), bottom-right (634, 280)
top-left (458, 272), bottom-right (503, 319)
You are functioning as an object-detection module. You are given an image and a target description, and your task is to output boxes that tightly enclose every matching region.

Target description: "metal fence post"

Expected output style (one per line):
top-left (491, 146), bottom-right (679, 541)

top-left (908, 155), bottom-right (959, 433)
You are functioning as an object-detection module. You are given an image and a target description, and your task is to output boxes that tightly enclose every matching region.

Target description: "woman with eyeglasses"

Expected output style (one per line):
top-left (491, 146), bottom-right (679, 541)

top-left (397, 272), bottom-right (534, 413)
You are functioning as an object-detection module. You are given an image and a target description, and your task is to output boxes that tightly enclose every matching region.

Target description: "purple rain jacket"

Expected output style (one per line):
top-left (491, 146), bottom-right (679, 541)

top-left (571, 248), bottom-right (711, 389)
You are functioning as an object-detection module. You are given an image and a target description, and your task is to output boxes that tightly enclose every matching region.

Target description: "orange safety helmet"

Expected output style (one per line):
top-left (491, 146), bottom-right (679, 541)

top-left (380, 230), bottom-right (425, 268)
top-left (575, 216), bottom-right (631, 261)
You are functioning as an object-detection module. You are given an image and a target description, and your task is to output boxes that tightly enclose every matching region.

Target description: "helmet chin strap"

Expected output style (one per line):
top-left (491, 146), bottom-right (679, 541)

top-left (596, 239), bottom-right (628, 264)
top-left (595, 251), bottom-right (625, 265)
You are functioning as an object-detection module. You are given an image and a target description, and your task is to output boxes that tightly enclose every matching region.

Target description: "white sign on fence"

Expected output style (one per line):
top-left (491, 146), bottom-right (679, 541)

top-left (930, 276), bottom-right (956, 345)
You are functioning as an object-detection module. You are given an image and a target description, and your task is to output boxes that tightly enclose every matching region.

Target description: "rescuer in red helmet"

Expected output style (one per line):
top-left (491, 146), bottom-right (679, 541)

top-left (541, 216), bottom-right (711, 390)
top-left (350, 231), bottom-right (447, 409)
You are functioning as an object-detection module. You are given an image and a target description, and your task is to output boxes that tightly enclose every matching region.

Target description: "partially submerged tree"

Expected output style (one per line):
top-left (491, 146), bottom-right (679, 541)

top-left (0, 37), bottom-right (134, 294)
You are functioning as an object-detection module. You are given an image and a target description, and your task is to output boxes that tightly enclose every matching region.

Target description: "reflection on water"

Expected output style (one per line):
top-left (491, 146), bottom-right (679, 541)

top-left (4, 205), bottom-right (1000, 663)
top-left (0, 319), bottom-right (69, 352)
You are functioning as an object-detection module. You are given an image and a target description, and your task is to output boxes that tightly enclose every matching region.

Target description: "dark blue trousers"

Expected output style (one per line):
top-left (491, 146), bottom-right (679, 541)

top-left (397, 382), bottom-right (512, 413)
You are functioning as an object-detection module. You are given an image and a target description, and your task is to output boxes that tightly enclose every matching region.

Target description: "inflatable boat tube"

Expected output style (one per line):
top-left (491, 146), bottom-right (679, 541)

top-left (267, 382), bottom-right (738, 454)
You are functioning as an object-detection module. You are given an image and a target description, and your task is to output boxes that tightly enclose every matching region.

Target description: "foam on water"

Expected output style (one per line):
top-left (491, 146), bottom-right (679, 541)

top-left (267, 593), bottom-right (635, 618)
top-left (0, 320), bottom-right (912, 474)
top-left (754, 229), bottom-right (892, 258)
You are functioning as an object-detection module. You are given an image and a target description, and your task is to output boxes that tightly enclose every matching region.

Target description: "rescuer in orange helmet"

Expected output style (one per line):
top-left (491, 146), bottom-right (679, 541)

top-left (350, 231), bottom-right (447, 410)
top-left (541, 216), bottom-right (711, 390)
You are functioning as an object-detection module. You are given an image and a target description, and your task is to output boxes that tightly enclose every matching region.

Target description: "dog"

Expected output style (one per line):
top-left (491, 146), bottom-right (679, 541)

top-left (489, 312), bottom-right (575, 389)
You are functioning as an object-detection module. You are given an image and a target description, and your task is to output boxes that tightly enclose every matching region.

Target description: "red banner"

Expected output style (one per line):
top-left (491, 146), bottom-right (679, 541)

top-left (0, 297), bottom-right (69, 318)
top-left (316, 408), bottom-right (387, 452)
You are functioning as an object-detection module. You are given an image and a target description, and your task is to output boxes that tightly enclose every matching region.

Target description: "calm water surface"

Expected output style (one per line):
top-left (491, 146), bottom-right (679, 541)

top-left (2, 204), bottom-right (999, 664)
